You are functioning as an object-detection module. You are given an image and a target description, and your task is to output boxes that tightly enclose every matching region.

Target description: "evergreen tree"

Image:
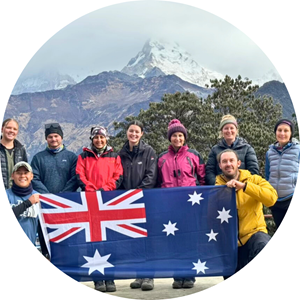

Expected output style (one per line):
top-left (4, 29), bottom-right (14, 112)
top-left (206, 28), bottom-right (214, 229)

top-left (112, 75), bottom-right (283, 175)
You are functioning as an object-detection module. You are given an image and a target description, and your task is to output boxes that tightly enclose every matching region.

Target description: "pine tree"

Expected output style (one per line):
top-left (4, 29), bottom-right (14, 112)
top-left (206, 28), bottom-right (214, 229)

top-left (112, 75), bottom-right (283, 176)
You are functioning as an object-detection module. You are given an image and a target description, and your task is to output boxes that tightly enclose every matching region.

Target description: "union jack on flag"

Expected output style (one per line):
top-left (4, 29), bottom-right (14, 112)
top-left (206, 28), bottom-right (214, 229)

top-left (39, 189), bottom-right (147, 244)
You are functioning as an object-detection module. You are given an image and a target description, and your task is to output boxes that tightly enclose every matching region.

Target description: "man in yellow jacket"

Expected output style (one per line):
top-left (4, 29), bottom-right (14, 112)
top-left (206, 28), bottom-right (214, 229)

top-left (216, 149), bottom-right (277, 275)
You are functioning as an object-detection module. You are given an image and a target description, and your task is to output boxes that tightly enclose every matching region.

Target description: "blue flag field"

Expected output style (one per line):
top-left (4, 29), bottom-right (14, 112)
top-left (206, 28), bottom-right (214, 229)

top-left (39, 186), bottom-right (237, 281)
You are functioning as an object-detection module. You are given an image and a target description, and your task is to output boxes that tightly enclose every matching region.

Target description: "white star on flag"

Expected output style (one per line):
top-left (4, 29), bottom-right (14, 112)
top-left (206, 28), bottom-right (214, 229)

top-left (163, 220), bottom-right (179, 236)
top-left (187, 191), bottom-right (204, 206)
top-left (81, 249), bottom-right (114, 275)
top-left (206, 229), bottom-right (219, 242)
top-left (217, 207), bottom-right (232, 223)
top-left (192, 259), bottom-right (209, 274)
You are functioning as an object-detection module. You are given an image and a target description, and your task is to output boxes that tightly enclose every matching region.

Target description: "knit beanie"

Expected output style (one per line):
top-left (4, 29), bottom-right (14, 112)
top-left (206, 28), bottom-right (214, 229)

top-left (167, 119), bottom-right (187, 141)
top-left (274, 119), bottom-right (294, 137)
top-left (90, 126), bottom-right (109, 140)
top-left (45, 123), bottom-right (63, 139)
top-left (219, 118), bottom-right (238, 131)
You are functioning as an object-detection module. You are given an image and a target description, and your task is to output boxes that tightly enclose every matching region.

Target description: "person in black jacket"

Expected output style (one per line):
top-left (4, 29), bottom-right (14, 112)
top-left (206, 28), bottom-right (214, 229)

top-left (205, 114), bottom-right (259, 185)
top-left (1, 118), bottom-right (28, 189)
top-left (118, 120), bottom-right (157, 291)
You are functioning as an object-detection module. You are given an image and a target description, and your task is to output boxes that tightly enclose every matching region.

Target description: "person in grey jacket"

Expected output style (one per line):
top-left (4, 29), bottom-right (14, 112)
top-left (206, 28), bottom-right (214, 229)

top-left (205, 114), bottom-right (259, 185)
top-left (265, 119), bottom-right (300, 229)
top-left (1, 118), bottom-right (28, 189)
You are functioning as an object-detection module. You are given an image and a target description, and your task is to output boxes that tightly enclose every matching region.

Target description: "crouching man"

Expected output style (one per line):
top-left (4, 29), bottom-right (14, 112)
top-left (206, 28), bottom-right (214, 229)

top-left (216, 149), bottom-right (277, 276)
top-left (6, 161), bottom-right (39, 245)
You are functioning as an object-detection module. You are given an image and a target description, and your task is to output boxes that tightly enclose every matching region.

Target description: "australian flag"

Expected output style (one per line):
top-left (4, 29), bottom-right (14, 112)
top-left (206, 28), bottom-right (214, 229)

top-left (38, 186), bottom-right (237, 281)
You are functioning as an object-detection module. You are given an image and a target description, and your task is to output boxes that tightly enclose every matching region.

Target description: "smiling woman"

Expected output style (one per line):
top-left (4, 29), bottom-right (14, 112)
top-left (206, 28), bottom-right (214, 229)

top-left (205, 114), bottom-right (259, 185)
top-left (0, 118), bottom-right (28, 189)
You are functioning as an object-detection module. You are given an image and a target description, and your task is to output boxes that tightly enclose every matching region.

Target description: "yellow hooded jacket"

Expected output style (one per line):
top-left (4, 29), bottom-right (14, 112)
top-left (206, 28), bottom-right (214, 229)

top-left (216, 169), bottom-right (277, 246)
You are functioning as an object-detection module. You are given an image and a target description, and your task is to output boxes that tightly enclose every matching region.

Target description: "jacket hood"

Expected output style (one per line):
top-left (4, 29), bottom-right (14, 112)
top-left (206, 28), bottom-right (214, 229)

top-left (217, 169), bottom-right (252, 185)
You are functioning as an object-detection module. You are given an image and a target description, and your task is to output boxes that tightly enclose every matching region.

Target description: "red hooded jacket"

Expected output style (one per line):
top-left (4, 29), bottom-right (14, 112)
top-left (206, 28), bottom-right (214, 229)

top-left (76, 146), bottom-right (123, 192)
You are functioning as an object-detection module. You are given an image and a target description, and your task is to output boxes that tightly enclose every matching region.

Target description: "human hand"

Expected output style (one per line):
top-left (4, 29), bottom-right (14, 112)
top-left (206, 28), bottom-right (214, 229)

top-left (29, 194), bottom-right (40, 205)
top-left (226, 179), bottom-right (245, 191)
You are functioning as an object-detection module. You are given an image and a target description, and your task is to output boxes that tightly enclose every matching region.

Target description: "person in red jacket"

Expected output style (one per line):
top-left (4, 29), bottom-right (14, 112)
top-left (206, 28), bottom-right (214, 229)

top-left (76, 126), bottom-right (123, 292)
top-left (157, 119), bottom-right (205, 289)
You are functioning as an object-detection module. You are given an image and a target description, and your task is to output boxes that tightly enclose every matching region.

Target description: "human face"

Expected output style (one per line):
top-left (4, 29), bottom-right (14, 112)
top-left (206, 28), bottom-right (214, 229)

top-left (1, 120), bottom-right (18, 142)
top-left (46, 133), bottom-right (63, 149)
top-left (218, 152), bottom-right (241, 180)
top-left (92, 135), bottom-right (107, 149)
top-left (127, 125), bottom-right (143, 147)
top-left (276, 124), bottom-right (292, 146)
top-left (222, 124), bottom-right (237, 145)
top-left (11, 167), bottom-right (33, 188)
top-left (170, 132), bottom-right (185, 151)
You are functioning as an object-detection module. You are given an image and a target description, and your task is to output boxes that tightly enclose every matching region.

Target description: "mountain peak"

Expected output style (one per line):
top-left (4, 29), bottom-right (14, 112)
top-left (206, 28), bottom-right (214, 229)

top-left (121, 39), bottom-right (224, 87)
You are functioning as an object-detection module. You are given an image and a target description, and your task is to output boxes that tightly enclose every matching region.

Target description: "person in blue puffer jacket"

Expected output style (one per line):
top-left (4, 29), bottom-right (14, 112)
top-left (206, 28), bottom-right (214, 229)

top-left (265, 119), bottom-right (300, 229)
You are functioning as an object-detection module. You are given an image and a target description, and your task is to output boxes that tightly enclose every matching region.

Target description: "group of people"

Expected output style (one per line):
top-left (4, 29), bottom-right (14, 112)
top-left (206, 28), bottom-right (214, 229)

top-left (1, 114), bottom-right (299, 292)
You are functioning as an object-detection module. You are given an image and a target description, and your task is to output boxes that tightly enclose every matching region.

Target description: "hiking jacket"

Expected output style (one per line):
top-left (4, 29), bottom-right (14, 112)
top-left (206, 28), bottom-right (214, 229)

top-left (119, 140), bottom-right (157, 190)
top-left (7, 188), bottom-right (39, 244)
top-left (265, 140), bottom-right (300, 201)
top-left (76, 146), bottom-right (123, 192)
top-left (1, 139), bottom-right (28, 189)
top-left (206, 137), bottom-right (259, 185)
top-left (157, 145), bottom-right (205, 188)
top-left (31, 146), bottom-right (78, 194)
top-left (216, 169), bottom-right (277, 246)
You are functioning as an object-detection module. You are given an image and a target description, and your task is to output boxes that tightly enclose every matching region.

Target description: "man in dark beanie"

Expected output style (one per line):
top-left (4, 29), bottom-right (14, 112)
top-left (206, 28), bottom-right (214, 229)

top-left (31, 122), bottom-right (78, 257)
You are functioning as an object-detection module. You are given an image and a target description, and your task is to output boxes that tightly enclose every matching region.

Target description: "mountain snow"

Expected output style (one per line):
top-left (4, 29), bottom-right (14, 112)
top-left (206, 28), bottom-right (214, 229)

top-left (12, 71), bottom-right (76, 95)
top-left (121, 39), bottom-right (225, 87)
top-left (251, 69), bottom-right (283, 87)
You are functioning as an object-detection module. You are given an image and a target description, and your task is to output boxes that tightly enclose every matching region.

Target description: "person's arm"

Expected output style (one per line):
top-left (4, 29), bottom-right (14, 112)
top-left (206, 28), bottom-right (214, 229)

top-left (11, 194), bottom-right (39, 217)
top-left (76, 154), bottom-right (98, 191)
top-left (245, 146), bottom-right (259, 175)
top-left (205, 149), bottom-right (217, 185)
top-left (31, 155), bottom-right (50, 194)
top-left (101, 155), bottom-right (123, 191)
top-left (265, 152), bottom-right (270, 181)
top-left (195, 152), bottom-right (206, 186)
top-left (61, 153), bottom-right (79, 192)
top-left (137, 148), bottom-right (158, 189)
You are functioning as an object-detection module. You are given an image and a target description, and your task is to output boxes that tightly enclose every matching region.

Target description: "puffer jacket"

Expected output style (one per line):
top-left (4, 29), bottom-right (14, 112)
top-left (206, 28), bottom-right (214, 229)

top-left (157, 145), bottom-right (205, 188)
top-left (265, 139), bottom-right (300, 201)
top-left (1, 139), bottom-right (28, 189)
top-left (205, 137), bottom-right (259, 185)
top-left (216, 169), bottom-right (277, 246)
top-left (76, 145), bottom-right (123, 192)
top-left (119, 140), bottom-right (157, 190)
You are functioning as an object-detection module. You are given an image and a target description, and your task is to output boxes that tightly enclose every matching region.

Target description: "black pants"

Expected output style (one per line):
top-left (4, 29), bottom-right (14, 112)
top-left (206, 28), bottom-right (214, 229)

top-left (270, 198), bottom-right (291, 229)
top-left (224, 231), bottom-right (270, 279)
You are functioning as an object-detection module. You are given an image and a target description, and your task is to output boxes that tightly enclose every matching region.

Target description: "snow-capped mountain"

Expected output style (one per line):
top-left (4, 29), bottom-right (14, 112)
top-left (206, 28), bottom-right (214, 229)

top-left (252, 69), bottom-right (283, 87)
top-left (11, 71), bottom-right (77, 95)
top-left (121, 39), bottom-right (224, 87)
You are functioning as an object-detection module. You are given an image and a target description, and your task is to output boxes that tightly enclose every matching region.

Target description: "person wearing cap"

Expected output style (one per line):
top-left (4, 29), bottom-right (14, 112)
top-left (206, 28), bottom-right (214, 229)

top-left (31, 123), bottom-right (78, 194)
top-left (6, 161), bottom-right (39, 245)
top-left (118, 120), bottom-right (157, 291)
top-left (265, 119), bottom-right (300, 229)
top-left (205, 114), bottom-right (259, 185)
top-left (76, 126), bottom-right (123, 293)
top-left (1, 118), bottom-right (28, 189)
top-left (157, 119), bottom-right (205, 289)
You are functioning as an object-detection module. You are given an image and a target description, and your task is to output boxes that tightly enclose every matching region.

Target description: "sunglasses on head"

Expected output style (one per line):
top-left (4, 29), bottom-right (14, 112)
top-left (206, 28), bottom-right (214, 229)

top-left (45, 123), bottom-right (60, 129)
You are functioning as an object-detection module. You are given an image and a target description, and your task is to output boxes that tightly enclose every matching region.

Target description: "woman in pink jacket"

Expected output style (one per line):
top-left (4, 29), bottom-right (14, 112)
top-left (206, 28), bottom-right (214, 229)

top-left (157, 119), bottom-right (205, 289)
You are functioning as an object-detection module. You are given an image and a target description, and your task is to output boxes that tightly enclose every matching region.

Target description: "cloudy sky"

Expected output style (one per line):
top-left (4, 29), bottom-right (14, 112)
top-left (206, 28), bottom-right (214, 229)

top-left (19, 1), bottom-right (277, 82)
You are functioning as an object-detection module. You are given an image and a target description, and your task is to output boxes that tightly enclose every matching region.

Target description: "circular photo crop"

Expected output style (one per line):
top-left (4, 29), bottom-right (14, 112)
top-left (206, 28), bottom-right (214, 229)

top-left (1, 1), bottom-right (299, 300)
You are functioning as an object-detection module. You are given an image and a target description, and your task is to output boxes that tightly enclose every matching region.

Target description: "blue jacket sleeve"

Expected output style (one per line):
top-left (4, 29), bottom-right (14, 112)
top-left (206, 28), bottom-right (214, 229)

top-left (265, 151), bottom-right (270, 181)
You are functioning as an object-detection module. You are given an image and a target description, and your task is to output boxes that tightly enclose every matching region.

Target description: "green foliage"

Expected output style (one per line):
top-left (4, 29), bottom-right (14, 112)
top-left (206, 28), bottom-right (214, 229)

top-left (111, 75), bottom-right (283, 176)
